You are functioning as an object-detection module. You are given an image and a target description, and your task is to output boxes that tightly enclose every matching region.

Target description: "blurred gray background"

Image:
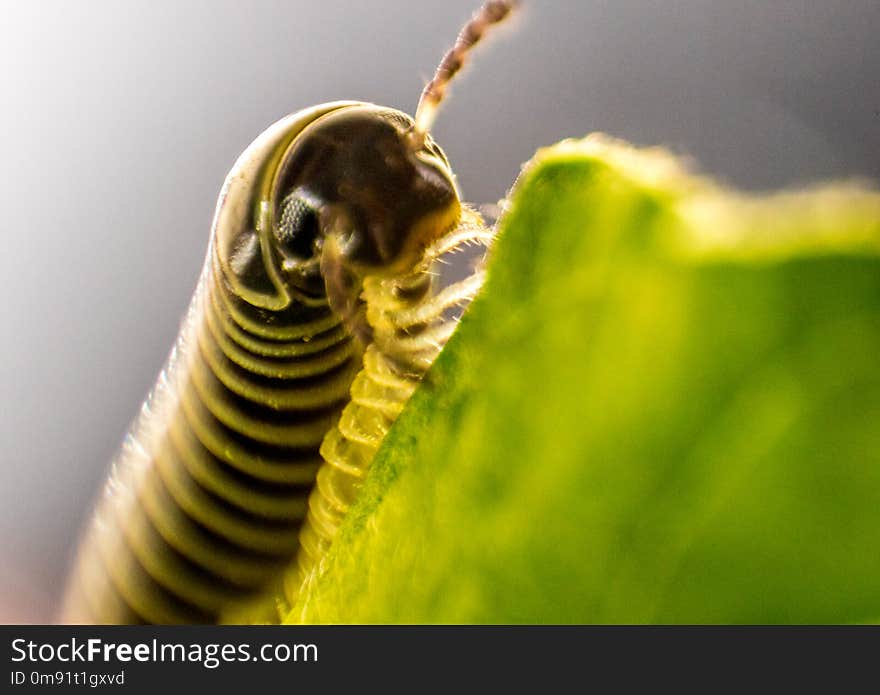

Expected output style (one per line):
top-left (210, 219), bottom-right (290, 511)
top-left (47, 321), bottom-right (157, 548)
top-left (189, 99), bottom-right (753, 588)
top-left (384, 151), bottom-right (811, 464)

top-left (1, 0), bottom-right (878, 622)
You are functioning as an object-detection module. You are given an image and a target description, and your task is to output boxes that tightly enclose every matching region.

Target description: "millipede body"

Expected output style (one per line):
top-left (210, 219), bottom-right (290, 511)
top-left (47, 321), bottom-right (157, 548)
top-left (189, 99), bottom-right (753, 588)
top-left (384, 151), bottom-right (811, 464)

top-left (60, 1), bottom-right (517, 625)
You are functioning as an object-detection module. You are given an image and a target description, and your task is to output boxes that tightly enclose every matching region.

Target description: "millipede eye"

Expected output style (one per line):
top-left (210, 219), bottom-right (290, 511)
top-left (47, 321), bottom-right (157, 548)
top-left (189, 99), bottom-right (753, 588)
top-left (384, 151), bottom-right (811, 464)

top-left (275, 190), bottom-right (322, 261)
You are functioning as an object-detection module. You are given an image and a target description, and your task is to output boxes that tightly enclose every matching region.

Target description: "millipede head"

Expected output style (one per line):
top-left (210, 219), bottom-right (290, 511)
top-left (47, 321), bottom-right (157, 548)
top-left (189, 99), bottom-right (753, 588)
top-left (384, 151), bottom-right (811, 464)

top-left (212, 103), bottom-right (460, 316)
top-left (213, 1), bottom-right (519, 337)
top-left (274, 106), bottom-right (461, 282)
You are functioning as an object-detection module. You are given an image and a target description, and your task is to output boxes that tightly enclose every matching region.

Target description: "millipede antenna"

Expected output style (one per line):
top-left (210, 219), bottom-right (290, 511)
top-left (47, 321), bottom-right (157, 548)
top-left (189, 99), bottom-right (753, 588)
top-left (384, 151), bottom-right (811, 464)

top-left (411, 0), bottom-right (519, 145)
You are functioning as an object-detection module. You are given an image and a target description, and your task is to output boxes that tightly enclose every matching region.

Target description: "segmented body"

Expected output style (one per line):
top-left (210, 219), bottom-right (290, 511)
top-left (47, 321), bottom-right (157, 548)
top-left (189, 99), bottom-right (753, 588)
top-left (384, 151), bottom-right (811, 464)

top-left (59, 102), bottom-right (491, 624)
top-left (61, 1), bottom-right (516, 624)
top-left (61, 230), bottom-right (359, 624)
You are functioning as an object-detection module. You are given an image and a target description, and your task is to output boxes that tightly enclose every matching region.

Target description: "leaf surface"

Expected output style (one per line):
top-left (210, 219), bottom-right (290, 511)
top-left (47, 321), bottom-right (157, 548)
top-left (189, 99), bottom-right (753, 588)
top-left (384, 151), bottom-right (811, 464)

top-left (288, 136), bottom-right (880, 623)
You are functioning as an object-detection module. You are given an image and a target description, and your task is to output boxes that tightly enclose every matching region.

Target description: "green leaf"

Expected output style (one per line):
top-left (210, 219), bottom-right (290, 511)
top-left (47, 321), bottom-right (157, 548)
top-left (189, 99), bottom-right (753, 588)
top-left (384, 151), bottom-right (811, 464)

top-left (286, 135), bottom-right (880, 624)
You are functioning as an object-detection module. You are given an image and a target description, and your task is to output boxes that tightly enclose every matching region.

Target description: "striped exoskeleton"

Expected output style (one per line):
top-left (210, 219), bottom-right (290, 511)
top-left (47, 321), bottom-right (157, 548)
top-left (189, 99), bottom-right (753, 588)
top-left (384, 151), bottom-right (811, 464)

top-left (60, 0), bottom-right (517, 624)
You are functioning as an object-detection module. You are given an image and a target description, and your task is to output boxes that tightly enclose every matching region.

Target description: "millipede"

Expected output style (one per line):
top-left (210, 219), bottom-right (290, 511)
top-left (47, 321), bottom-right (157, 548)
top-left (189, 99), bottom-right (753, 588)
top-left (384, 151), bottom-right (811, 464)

top-left (60, 0), bottom-right (518, 624)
